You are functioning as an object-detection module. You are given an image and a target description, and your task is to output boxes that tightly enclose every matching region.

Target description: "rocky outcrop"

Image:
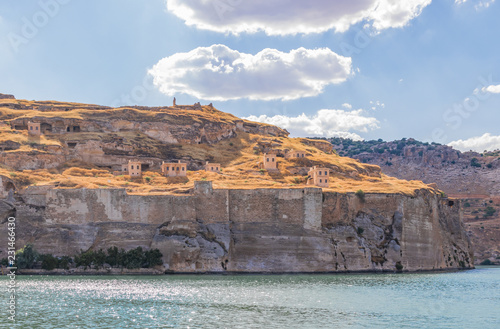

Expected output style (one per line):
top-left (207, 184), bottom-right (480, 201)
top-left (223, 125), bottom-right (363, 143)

top-left (0, 93), bottom-right (15, 100)
top-left (0, 182), bottom-right (473, 273)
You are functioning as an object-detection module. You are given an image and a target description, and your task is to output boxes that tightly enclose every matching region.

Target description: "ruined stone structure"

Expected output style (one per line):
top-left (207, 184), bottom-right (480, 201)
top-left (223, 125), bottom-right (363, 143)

top-left (28, 122), bottom-right (41, 136)
top-left (262, 152), bottom-right (277, 170)
top-left (307, 166), bottom-right (330, 187)
top-left (205, 161), bottom-right (221, 173)
top-left (0, 182), bottom-right (474, 273)
top-left (161, 160), bottom-right (187, 177)
top-left (285, 150), bottom-right (307, 159)
top-left (121, 160), bottom-right (142, 177)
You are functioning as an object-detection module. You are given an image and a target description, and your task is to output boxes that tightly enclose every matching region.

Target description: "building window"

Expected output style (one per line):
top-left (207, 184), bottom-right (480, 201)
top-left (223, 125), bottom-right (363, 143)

top-left (325, 179), bottom-right (328, 183)
top-left (181, 167), bottom-right (184, 171)
top-left (36, 126), bottom-right (39, 130)
top-left (272, 158), bottom-right (275, 162)
top-left (320, 179), bottom-right (322, 183)
top-left (216, 167), bottom-right (218, 171)
top-left (131, 165), bottom-right (134, 170)
top-left (302, 154), bottom-right (304, 157)
top-left (267, 158), bottom-right (269, 162)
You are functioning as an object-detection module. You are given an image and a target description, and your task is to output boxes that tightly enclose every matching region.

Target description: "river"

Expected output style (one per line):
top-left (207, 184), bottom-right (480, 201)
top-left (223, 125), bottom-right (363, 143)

top-left (1, 267), bottom-right (499, 328)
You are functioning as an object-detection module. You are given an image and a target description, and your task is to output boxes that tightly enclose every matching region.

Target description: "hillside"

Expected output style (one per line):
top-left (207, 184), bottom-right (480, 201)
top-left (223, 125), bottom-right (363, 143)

top-left (326, 136), bottom-right (500, 264)
top-left (0, 96), bottom-right (432, 196)
top-left (0, 95), bottom-right (474, 274)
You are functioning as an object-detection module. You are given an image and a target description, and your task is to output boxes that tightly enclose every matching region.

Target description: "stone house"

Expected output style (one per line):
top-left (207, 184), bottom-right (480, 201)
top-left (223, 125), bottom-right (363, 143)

top-left (28, 122), bottom-right (41, 136)
top-left (307, 166), bottom-right (330, 187)
top-left (205, 161), bottom-right (221, 173)
top-left (262, 152), bottom-right (278, 170)
top-left (122, 160), bottom-right (142, 177)
top-left (161, 160), bottom-right (187, 177)
top-left (285, 150), bottom-right (307, 159)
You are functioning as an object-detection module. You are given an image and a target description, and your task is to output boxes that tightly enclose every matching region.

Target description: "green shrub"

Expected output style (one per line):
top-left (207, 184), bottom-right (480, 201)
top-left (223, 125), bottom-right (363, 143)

top-left (1, 258), bottom-right (8, 266)
top-left (395, 262), bottom-right (404, 271)
top-left (74, 250), bottom-right (96, 269)
top-left (58, 256), bottom-right (72, 270)
top-left (94, 249), bottom-right (106, 268)
top-left (145, 177), bottom-right (152, 183)
top-left (464, 202), bottom-right (471, 208)
top-left (485, 206), bottom-right (496, 217)
top-left (105, 246), bottom-right (122, 267)
top-left (15, 244), bottom-right (39, 269)
top-left (144, 249), bottom-right (163, 268)
top-left (123, 247), bottom-right (146, 269)
top-left (357, 227), bottom-right (364, 235)
top-left (355, 189), bottom-right (365, 202)
top-left (480, 259), bottom-right (493, 266)
top-left (470, 158), bottom-right (481, 168)
top-left (40, 254), bottom-right (58, 271)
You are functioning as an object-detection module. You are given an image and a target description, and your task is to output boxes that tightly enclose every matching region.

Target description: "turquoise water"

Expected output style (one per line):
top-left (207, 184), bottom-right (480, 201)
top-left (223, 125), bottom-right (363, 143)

top-left (1, 267), bottom-right (499, 328)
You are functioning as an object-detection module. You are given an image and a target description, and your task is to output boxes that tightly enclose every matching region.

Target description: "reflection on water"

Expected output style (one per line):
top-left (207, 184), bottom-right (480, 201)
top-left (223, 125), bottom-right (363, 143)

top-left (1, 267), bottom-right (499, 328)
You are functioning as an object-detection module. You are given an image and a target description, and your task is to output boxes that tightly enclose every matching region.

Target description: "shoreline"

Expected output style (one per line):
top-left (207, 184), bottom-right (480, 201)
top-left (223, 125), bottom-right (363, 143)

top-left (1, 266), bottom-right (476, 276)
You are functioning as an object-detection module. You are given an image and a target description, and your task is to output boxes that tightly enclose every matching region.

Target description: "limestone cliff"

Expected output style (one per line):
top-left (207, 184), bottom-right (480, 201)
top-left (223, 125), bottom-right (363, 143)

top-left (0, 182), bottom-right (473, 273)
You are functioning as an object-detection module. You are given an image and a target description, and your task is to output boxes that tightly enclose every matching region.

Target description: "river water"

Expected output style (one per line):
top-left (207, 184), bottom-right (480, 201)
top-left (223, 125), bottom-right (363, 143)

top-left (1, 267), bottom-right (499, 328)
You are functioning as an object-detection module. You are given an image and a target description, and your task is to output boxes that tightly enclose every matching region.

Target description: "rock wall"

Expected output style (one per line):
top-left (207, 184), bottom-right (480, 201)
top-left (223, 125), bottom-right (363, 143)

top-left (0, 183), bottom-right (473, 273)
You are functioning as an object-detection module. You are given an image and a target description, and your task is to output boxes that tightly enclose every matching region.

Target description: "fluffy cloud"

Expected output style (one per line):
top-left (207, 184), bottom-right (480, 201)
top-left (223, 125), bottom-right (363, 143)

top-left (148, 45), bottom-right (352, 101)
top-left (481, 84), bottom-right (500, 94)
top-left (165, 0), bottom-right (432, 35)
top-left (245, 109), bottom-right (379, 139)
top-left (448, 133), bottom-right (500, 152)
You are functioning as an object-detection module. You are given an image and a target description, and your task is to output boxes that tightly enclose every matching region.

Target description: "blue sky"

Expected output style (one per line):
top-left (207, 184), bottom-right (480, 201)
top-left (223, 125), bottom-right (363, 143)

top-left (1, 0), bottom-right (500, 151)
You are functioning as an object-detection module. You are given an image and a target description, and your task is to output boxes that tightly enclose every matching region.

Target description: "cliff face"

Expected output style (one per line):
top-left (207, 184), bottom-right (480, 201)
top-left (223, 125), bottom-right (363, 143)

top-left (0, 182), bottom-right (473, 273)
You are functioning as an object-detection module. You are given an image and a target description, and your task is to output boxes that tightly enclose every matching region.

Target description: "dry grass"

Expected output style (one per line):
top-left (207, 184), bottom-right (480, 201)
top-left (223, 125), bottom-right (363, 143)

top-left (0, 99), bottom-right (434, 196)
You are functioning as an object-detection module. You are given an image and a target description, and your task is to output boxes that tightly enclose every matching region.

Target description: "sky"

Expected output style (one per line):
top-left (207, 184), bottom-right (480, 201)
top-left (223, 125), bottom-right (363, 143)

top-left (1, 0), bottom-right (500, 152)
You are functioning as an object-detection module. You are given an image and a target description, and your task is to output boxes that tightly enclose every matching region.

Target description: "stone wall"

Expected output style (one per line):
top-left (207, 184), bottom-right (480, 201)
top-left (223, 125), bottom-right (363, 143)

top-left (0, 182), bottom-right (473, 273)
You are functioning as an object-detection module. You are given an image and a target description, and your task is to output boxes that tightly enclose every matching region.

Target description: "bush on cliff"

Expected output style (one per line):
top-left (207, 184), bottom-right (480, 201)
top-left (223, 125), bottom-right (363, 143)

top-left (355, 189), bottom-right (365, 202)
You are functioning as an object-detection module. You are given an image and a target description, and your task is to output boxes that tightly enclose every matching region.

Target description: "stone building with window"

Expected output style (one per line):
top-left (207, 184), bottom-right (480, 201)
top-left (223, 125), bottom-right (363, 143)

top-left (161, 160), bottom-right (187, 177)
top-left (307, 166), bottom-right (330, 187)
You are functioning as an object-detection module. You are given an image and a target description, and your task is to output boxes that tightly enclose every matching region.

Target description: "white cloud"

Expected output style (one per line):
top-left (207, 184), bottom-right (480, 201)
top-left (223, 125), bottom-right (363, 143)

top-left (342, 103), bottom-right (353, 109)
top-left (455, 0), bottom-right (496, 10)
top-left (481, 84), bottom-right (500, 94)
top-left (148, 45), bottom-right (352, 101)
top-left (475, 0), bottom-right (495, 10)
top-left (369, 100), bottom-right (385, 110)
top-left (448, 133), bottom-right (500, 152)
top-left (165, 0), bottom-right (432, 35)
top-left (244, 109), bottom-right (379, 139)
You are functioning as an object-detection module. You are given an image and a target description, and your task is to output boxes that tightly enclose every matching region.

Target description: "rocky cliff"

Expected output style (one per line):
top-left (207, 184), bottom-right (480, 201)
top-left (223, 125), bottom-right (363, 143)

top-left (328, 137), bottom-right (500, 264)
top-left (0, 182), bottom-right (473, 273)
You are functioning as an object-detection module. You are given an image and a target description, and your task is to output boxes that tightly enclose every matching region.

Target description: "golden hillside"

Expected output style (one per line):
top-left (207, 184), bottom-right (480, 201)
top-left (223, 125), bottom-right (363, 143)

top-left (0, 97), bottom-right (432, 196)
